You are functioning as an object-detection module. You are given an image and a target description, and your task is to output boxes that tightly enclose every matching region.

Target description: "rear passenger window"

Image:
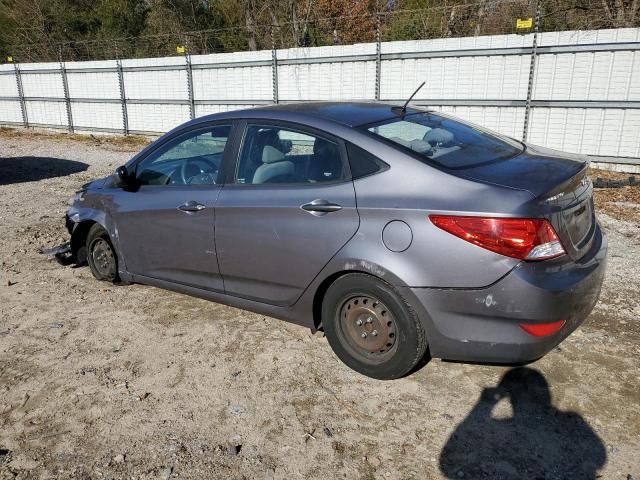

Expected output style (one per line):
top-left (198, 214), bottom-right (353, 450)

top-left (236, 125), bottom-right (347, 185)
top-left (347, 143), bottom-right (388, 179)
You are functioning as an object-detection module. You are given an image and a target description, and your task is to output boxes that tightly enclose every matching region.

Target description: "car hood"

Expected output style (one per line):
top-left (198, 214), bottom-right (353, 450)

top-left (456, 143), bottom-right (588, 198)
top-left (79, 176), bottom-right (109, 191)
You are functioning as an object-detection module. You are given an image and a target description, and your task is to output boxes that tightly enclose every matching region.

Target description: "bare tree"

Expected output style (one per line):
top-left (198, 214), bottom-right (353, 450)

top-left (601, 0), bottom-right (639, 27)
top-left (244, 0), bottom-right (258, 50)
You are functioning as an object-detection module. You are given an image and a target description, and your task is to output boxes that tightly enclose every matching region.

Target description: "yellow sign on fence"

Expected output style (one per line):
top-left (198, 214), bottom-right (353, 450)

top-left (516, 18), bottom-right (533, 30)
top-left (176, 45), bottom-right (185, 54)
top-left (6, 56), bottom-right (13, 63)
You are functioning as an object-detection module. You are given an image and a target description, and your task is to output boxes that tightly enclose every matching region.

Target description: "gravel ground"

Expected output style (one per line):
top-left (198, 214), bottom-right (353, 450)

top-left (1, 130), bottom-right (639, 480)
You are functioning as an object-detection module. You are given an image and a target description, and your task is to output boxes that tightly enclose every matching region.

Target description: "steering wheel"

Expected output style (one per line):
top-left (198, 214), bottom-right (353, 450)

top-left (180, 157), bottom-right (217, 185)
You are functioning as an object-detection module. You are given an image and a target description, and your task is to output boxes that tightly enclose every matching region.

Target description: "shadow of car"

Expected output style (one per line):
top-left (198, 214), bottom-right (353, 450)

top-left (0, 156), bottom-right (88, 186)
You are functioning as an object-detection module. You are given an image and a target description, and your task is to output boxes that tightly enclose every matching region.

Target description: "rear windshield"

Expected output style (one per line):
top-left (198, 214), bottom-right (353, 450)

top-left (364, 112), bottom-right (522, 169)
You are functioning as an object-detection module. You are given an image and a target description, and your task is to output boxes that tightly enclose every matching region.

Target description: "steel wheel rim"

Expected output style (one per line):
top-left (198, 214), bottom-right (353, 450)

top-left (338, 295), bottom-right (397, 362)
top-left (91, 238), bottom-right (116, 278)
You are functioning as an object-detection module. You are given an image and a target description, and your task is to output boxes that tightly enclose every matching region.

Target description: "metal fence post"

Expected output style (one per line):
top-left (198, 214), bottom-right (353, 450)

top-left (115, 44), bottom-right (129, 135)
top-left (13, 60), bottom-right (29, 128)
top-left (184, 35), bottom-right (196, 120)
top-left (58, 47), bottom-right (74, 133)
top-left (522, 0), bottom-right (541, 142)
top-left (375, 13), bottom-right (382, 101)
top-left (271, 26), bottom-right (279, 104)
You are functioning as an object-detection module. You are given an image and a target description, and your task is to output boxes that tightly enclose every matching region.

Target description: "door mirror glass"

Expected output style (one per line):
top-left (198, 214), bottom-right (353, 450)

top-left (113, 165), bottom-right (131, 188)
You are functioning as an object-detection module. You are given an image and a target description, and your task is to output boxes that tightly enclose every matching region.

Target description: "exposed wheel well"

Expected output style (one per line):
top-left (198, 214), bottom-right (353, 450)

top-left (312, 270), bottom-right (378, 331)
top-left (70, 220), bottom-right (97, 264)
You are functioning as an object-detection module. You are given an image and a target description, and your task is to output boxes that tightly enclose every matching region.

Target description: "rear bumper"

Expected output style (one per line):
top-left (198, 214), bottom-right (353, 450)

top-left (405, 224), bottom-right (607, 363)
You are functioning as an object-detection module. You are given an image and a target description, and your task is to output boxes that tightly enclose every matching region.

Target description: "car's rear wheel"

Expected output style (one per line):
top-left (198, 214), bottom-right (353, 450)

top-left (322, 273), bottom-right (428, 380)
top-left (86, 224), bottom-right (118, 282)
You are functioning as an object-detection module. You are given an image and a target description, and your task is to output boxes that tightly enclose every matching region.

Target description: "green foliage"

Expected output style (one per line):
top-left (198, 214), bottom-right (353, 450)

top-left (0, 0), bottom-right (638, 62)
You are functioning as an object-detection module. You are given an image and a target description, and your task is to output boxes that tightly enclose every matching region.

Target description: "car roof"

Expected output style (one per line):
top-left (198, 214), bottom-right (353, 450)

top-left (196, 101), bottom-right (426, 128)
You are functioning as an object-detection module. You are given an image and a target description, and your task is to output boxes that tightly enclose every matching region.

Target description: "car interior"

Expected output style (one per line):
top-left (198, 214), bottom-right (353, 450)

top-left (368, 113), bottom-right (522, 169)
top-left (136, 126), bottom-right (231, 186)
top-left (136, 124), bottom-right (346, 187)
top-left (237, 127), bottom-right (344, 185)
top-left (388, 126), bottom-right (461, 159)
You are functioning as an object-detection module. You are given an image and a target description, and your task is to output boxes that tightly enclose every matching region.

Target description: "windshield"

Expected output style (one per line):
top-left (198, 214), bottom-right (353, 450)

top-left (365, 112), bottom-right (522, 169)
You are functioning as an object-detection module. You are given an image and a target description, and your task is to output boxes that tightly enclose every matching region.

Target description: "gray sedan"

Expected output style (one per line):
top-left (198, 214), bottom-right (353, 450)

top-left (63, 102), bottom-right (607, 379)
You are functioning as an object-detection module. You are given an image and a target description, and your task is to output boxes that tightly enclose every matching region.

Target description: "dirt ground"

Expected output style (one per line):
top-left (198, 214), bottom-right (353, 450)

top-left (1, 129), bottom-right (639, 480)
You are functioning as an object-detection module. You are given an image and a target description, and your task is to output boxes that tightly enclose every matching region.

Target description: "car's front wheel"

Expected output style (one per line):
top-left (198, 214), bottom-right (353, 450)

top-left (322, 273), bottom-right (428, 379)
top-left (86, 224), bottom-right (118, 282)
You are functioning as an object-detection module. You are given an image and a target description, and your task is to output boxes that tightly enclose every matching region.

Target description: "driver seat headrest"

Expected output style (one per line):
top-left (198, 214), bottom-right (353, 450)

top-left (262, 145), bottom-right (286, 164)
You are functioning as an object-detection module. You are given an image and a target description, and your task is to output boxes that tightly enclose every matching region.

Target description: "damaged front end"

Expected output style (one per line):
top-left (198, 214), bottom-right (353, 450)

top-left (41, 181), bottom-right (100, 266)
top-left (41, 212), bottom-right (88, 266)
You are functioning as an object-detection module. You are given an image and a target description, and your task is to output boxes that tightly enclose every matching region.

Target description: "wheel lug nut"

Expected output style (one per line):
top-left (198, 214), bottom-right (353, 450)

top-left (360, 332), bottom-right (367, 339)
top-left (366, 317), bottom-right (373, 324)
top-left (371, 330), bottom-right (378, 337)
top-left (356, 319), bottom-right (363, 326)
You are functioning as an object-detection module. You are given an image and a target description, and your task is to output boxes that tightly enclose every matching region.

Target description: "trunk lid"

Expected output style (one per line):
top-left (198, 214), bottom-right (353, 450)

top-left (458, 144), bottom-right (595, 261)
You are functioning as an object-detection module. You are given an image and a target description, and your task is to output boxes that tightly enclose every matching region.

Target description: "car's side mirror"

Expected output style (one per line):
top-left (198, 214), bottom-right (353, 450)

top-left (113, 165), bottom-right (132, 189)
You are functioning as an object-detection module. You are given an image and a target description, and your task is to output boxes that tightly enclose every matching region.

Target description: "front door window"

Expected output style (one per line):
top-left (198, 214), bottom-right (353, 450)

top-left (135, 124), bottom-right (231, 186)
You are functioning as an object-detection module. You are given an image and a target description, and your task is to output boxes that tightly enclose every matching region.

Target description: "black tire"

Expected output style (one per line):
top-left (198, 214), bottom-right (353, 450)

top-left (86, 224), bottom-right (118, 282)
top-left (322, 273), bottom-right (428, 380)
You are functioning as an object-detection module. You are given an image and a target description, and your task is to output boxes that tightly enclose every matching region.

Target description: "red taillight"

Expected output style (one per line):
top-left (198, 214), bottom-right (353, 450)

top-left (520, 320), bottom-right (566, 337)
top-left (429, 215), bottom-right (565, 260)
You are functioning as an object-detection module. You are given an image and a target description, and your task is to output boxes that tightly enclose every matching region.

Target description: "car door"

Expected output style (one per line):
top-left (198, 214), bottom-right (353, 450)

top-left (215, 121), bottom-right (359, 306)
top-left (110, 123), bottom-right (234, 291)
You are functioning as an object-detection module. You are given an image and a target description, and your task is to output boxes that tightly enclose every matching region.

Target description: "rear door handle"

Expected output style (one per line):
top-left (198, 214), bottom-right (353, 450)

top-left (301, 199), bottom-right (342, 214)
top-left (178, 201), bottom-right (206, 213)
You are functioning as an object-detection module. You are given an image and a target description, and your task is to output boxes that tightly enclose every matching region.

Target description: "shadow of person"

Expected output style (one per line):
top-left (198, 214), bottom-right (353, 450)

top-left (439, 367), bottom-right (606, 479)
top-left (0, 156), bottom-right (88, 185)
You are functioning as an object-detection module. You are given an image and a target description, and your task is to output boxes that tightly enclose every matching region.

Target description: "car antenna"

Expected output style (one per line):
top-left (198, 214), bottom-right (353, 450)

top-left (393, 81), bottom-right (426, 115)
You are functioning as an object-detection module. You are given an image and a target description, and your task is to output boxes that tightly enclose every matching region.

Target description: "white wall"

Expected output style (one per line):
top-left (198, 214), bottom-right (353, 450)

top-left (0, 28), bottom-right (638, 158)
top-left (277, 43), bottom-right (378, 100)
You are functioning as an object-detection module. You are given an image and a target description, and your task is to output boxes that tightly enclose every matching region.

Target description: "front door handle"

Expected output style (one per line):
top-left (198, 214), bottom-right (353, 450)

top-left (178, 201), bottom-right (206, 213)
top-left (301, 199), bottom-right (342, 214)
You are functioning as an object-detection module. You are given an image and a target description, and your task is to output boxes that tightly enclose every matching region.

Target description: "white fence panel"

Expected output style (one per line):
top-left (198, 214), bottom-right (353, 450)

top-left (381, 35), bottom-right (532, 101)
top-left (127, 103), bottom-right (190, 133)
top-left (66, 60), bottom-right (121, 101)
top-left (193, 65), bottom-right (272, 101)
top-left (533, 50), bottom-right (640, 101)
top-left (192, 51), bottom-right (273, 101)
top-left (0, 73), bottom-right (19, 98)
top-left (20, 74), bottom-right (64, 99)
top-left (25, 100), bottom-right (68, 127)
top-left (278, 61), bottom-right (377, 100)
top-left (381, 55), bottom-right (530, 100)
top-left (529, 107), bottom-right (640, 158)
top-left (123, 69), bottom-right (188, 101)
top-left (1, 28), bottom-right (639, 158)
top-left (0, 101), bottom-right (23, 123)
top-left (277, 44), bottom-right (377, 100)
top-left (537, 28), bottom-right (640, 46)
top-left (71, 102), bottom-right (123, 131)
top-left (67, 71), bottom-right (121, 100)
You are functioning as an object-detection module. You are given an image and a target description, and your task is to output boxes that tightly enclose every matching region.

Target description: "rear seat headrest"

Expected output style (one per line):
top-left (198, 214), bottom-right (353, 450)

top-left (424, 128), bottom-right (455, 147)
